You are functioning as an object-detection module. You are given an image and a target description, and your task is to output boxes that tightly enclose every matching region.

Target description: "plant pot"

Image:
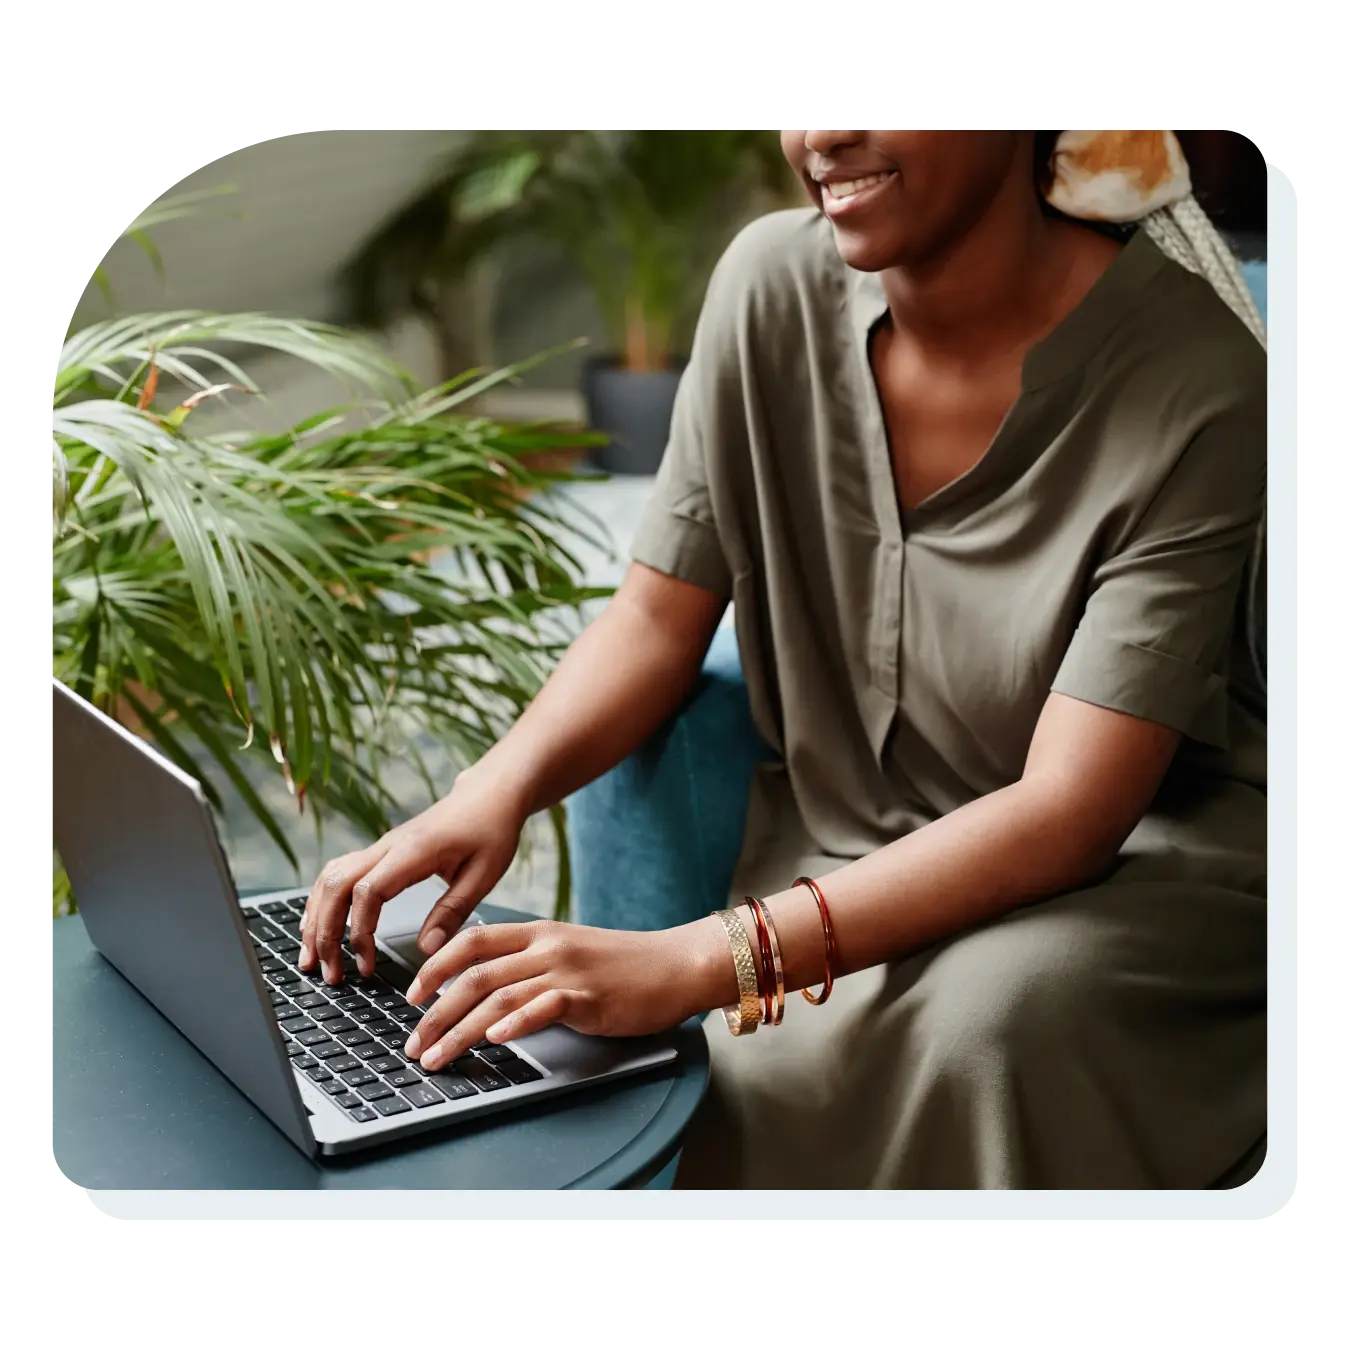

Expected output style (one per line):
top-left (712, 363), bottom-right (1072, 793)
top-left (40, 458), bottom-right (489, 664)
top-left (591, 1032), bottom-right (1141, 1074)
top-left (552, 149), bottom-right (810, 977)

top-left (582, 357), bottom-right (687, 476)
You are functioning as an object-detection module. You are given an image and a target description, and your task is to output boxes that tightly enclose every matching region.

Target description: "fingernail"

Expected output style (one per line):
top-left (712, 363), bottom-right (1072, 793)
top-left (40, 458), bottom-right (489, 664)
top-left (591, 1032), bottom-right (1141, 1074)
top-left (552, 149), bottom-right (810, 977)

top-left (420, 927), bottom-right (447, 955)
top-left (405, 981), bottom-right (422, 1005)
top-left (405, 1033), bottom-right (421, 1058)
top-left (422, 1048), bottom-right (444, 1072)
top-left (298, 943), bottom-right (311, 967)
top-left (486, 1020), bottom-right (509, 1043)
top-left (322, 959), bottom-right (335, 984)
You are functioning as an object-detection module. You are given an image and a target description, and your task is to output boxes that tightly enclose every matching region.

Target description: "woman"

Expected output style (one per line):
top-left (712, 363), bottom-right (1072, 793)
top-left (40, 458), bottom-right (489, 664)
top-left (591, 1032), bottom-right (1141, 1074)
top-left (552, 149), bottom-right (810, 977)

top-left (299, 131), bottom-right (1267, 1189)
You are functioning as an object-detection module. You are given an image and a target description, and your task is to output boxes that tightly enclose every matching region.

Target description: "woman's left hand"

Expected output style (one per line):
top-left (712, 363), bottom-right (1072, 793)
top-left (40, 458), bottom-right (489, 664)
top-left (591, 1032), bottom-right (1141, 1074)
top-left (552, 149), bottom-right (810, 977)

top-left (402, 919), bottom-right (727, 1072)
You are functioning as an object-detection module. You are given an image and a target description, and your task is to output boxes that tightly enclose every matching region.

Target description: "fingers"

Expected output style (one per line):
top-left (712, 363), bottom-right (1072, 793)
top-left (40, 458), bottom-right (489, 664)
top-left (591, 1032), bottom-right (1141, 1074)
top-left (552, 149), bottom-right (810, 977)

top-left (416, 852), bottom-right (505, 956)
top-left (403, 951), bottom-right (542, 1060)
top-left (406, 920), bottom-right (535, 1006)
top-left (300, 843), bottom-right (383, 979)
top-left (483, 988), bottom-right (571, 1045)
top-left (414, 978), bottom-right (565, 1073)
top-left (346, 836), bottom-right (457, 978)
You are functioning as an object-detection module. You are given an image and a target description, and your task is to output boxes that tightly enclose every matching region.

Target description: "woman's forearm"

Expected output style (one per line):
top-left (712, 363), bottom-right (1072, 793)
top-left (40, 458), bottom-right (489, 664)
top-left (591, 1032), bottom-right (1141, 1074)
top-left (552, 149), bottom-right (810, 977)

top-left (683, 777), bottom-right (1119, 1014)
top-left (462, 565), bottom-right (725, 820)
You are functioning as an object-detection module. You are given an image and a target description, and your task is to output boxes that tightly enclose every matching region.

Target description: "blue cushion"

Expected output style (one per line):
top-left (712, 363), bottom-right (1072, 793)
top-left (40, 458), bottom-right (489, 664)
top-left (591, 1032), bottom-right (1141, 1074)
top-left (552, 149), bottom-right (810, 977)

top-left (1241, 260), bottom-right (1267, 327)
top-left (568, 625), bottom-right (766, 931)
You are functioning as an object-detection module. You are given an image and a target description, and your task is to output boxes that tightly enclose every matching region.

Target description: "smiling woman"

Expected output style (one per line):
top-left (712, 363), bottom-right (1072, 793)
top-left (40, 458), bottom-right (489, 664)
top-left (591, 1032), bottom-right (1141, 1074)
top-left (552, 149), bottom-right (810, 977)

top-left (297, 131), bottom-right (1267, 1191)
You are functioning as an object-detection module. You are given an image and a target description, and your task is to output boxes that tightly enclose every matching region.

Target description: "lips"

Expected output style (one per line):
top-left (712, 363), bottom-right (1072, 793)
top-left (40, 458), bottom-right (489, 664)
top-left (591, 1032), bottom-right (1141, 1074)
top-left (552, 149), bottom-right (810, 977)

top-left (822, 172), bottom-right (895, 200)
top-left (814, 169), bottom-right (897, 219)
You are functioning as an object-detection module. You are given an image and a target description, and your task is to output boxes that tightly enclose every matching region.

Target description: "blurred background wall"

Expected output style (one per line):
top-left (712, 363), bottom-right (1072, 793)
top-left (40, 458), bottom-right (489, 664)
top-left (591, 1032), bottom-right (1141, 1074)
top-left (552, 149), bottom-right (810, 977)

top-left (75, 131), bottom-right (605, 426)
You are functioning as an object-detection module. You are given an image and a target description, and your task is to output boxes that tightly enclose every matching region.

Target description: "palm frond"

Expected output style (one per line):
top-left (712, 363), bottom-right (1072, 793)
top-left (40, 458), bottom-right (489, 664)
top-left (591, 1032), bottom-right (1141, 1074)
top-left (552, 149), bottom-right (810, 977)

top-left (54, 311), bottom-right (609, 907)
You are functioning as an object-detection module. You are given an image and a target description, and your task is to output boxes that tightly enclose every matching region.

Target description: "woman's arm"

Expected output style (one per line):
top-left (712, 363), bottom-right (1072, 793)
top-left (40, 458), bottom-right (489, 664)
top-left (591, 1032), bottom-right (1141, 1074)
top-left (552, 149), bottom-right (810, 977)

top-left (710, 692), bottom-right (1182, 999)
top-left (399, 691), bottom-right (1182, 1069)
top-left (465, 562), bottom-right (725, 821)
top-left (301, 562), bottom-right (724, 978)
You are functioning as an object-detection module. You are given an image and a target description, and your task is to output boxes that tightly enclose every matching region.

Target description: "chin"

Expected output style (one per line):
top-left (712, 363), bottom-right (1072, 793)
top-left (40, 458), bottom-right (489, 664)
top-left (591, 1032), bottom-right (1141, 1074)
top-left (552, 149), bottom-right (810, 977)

top-left (826, 222), bottom-right (908, 273)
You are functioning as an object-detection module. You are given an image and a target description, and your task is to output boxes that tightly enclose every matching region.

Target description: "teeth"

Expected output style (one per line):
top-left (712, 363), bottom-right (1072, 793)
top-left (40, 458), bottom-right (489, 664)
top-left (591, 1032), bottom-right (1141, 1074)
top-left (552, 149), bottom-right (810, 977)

top-left (826, 173), bottom-right (891, 200)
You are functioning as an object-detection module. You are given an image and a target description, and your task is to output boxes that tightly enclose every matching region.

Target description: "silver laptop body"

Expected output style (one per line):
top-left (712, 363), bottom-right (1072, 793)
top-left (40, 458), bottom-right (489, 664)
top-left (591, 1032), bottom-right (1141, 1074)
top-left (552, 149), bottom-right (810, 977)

top-left (52, 678), bottom-right (678, 1158)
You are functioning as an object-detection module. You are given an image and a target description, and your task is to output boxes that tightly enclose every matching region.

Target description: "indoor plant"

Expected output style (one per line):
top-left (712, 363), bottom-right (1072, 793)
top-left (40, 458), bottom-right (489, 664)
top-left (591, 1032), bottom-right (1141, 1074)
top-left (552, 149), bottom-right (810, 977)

top-left (338, 130), bottom-right (798, 473)
top-left (54, 235), bottom-right (605, 916)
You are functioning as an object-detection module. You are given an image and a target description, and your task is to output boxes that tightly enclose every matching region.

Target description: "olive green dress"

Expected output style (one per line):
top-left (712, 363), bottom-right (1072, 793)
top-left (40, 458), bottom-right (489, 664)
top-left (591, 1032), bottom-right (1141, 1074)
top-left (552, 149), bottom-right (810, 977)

top-left (629, 209), bottom-right (1267, 1189)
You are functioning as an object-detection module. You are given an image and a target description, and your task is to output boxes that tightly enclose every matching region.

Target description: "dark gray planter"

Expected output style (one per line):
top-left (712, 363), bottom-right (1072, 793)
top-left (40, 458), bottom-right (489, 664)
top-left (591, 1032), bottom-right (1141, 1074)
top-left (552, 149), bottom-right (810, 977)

top-left (582, 357), bottom-right (687, 475)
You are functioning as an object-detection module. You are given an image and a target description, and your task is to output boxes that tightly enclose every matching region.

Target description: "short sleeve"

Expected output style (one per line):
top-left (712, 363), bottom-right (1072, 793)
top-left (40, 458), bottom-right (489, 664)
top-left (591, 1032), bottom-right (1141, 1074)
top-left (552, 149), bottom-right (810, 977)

top-left (627, 223), bottom-right (777, 601)
top-left (628, 354), bottom-right (733, 598)
top-left (1051, 398), bottom-right (1265, 749)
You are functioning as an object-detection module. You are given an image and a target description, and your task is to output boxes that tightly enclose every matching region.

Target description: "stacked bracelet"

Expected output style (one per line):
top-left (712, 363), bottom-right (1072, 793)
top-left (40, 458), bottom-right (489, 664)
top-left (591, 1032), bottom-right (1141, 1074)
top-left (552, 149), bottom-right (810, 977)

top-left (745, 895), bottom-right (785, 1026)
top-left (792, 876), bottom-right (838, 1006)
top-left (713, 909), bottom-right (761, 1036)
top-left (715, 879), bottom-right (838, 1033)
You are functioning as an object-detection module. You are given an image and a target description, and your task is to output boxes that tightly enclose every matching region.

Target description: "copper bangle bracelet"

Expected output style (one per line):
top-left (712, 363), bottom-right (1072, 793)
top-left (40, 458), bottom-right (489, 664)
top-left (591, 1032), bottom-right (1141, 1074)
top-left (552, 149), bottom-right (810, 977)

top-left (745, 895), bottom-right (785, 1026)
top-left (792, 876), bottom-right (837, 1006)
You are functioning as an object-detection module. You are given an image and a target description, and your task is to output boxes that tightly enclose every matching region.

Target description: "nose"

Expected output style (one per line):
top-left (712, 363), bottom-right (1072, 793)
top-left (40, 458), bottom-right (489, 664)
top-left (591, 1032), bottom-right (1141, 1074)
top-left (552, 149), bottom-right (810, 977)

top-left (803, 130), bottom-right (866, 157)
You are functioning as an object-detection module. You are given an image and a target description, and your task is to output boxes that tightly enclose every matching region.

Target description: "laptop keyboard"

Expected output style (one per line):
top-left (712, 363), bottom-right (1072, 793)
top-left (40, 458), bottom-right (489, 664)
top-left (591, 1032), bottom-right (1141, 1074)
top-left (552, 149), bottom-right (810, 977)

top-left (242, 897), bottom-right (545, 1125)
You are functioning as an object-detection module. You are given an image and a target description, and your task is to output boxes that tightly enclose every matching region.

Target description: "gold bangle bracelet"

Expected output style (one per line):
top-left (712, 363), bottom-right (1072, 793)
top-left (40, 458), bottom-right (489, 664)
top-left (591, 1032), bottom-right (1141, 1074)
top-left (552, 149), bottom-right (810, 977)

top-left (714, 909), bottom-right (761, 1036)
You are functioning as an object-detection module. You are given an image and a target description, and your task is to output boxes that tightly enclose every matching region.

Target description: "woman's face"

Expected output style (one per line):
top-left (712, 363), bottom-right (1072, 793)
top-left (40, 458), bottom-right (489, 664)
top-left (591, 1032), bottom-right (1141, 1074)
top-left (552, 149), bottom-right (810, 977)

top-left (780, 131), bottom-right (1029, 272)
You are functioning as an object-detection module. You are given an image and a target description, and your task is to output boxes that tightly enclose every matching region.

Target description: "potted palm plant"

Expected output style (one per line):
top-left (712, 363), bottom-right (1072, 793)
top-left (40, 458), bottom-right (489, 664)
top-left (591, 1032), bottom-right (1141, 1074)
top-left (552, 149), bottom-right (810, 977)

top-left (54, 204), bottom-right (605, 917)
top-left (338, 130), bottom-right (797, 474)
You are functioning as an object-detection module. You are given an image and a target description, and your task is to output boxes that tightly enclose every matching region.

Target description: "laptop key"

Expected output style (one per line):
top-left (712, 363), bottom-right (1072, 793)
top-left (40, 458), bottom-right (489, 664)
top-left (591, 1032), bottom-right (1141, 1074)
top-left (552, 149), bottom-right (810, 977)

top-left (476, 1044), bottom-right (518, 1065)
top-left (268, 990), bottom-right (288, 1007)
top-left (285, 1043), bottom-right (306, 1059)
top-left (390, 1006), bottom-right (423, 1027)
top-left (401, 1082), bottom-right (445, 1109)
top-left (385, 1067), bottom-right (422, 1088)
top-left (273, 941), bottom-right (301, 959)
top-left (290, 982), bottom-right (316, 997)
top-left (312, 1041), bottom-right (346, 1060)
top-left (373, 1096), bottom-right (412, 1117)
top-left (499, 1058), bottom-right (544, 1085)
top-left (375, 963), bottom-right (412, 993)
top-left (325, 1055), bottom-right (360, 1074)
top-left (321, 1079), bottom-right (347, 1096)
top-left (311, 1005), bottom-right (346, 1022)
top-left (294, 1056), bottom-right (318, 1071)
top-left (334, 1092), bottom-right (362, 1110)
top-left (337, 1028), bottom-right (373, 1047)
top-left (425, 1073), bottom-right (479, 1101)
top-left (348, 1005), bottom-right (383, 1025)
top-left (294, 993), bottom-right (327, 1010)
top-left (375, 993), bottom-right (406, 1011)
top-left (342, 1069), bottom-right (377, 1088)
top-left (260, 901), bottom-right (292, 916)
top-left (462, 1064), bottom-right (510, 1092)
top-left (295, 1027), bottom-right (331, 1046)
top-left (352, 1041), bottom-right (387, 1062)
top-left (304, 1066), bottom-right (333, 1083)
top-left (270, 969), bottom-right (301, 987)
top-left (369, 1055), bottom-right (403, 1075)
top-left (323, 1018), bottom-right (357, 1036)
top-left (335, 995), bottom-right (366, 1012)
top-left (260, 959), bottom-right (286, 976)
top-left (358, 1082), bottom-right (394, 1102)
top-left (347, 1106), bottom-right (378, 1123)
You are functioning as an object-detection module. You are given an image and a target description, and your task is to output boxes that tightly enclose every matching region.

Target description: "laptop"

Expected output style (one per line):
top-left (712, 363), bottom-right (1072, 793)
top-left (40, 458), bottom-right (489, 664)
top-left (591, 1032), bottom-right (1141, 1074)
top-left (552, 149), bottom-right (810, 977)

top-left (52, 678), bottom-right (678, 1157)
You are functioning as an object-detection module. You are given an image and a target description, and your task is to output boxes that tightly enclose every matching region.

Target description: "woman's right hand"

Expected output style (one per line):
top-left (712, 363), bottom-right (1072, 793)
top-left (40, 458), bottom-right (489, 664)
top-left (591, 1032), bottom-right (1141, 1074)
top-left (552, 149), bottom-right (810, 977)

top-left (298, 767), bottom-right (529, 985)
